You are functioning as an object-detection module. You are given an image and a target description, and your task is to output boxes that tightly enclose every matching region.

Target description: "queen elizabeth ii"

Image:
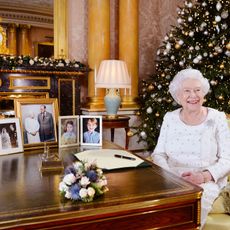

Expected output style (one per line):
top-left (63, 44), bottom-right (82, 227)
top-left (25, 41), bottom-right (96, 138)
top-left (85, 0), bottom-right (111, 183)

top-left (151, 68), bottom-right (230, 229)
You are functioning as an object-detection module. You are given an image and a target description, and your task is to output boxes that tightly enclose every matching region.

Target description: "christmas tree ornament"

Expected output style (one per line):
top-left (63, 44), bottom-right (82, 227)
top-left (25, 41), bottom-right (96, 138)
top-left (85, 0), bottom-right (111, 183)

top-left (226, 42), bottom-right (230, 50)
top-left (155, 112), bottom-right (160, 117)
top-left (216, 2), bottom-right (222, 11)
top-left (219, 63), bottom-right (224, 69)
top-left (188, 16), bottom-right (193, 22)
top-left (175, 43), bottom-right (181, 49)
top-left (215, 16), bottom-right (221, 22)
top-left (202, 2), bottom-right (207, 7)
top-left (127, 130), bottom-right (134, 137)
top-left (208, 43), bottom-right (213, 47)
top-left (148, 84), bottom-right (155, 91)
top-left (140, 131), bottom-right (147, 139)
top-left (178, 40), bottom-right (184, 45)
top-left (189, 31), bottom-right (194, 37)
top-left (218, 95), bottom-right (224, 100)
top-left (147, 107), bottom-right (153, 114)
top-left (221, 11), bottom-right (229, 19)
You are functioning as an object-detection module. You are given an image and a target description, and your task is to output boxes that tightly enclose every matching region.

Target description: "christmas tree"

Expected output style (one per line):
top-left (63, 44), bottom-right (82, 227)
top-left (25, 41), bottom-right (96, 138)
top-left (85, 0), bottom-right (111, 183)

top-left (135, 0), bottom-right (230, 151)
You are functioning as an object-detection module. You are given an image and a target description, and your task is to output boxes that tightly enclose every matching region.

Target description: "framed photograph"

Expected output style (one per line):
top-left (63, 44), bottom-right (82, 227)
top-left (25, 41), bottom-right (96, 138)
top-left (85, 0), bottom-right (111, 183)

top-left (14, 98), bottom-right (59, 150)
top-left (0, 118), bottom-right (23, 155)
top-left (80, 115), bottom-right (102, 146)
top-left (58, 116), bottom-right (79, 148)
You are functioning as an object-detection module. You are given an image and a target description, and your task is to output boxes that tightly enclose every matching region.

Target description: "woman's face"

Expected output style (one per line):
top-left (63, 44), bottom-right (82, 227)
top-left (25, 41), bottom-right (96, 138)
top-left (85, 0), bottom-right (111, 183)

top-left (177, 79), bottom-right (205, 112)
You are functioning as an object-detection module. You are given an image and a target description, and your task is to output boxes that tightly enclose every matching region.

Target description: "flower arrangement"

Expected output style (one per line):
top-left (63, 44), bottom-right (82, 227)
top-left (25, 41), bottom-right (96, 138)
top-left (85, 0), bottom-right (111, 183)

top-left (0, 55), bottom-right (88, 72)
top-left (59, 160), bottom-right (108, 203)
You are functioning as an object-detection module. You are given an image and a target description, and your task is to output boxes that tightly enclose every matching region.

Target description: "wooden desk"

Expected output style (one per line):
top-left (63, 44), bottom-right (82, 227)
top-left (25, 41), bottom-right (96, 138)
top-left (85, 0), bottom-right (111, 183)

top-left (0, 141), bottom-right (202, 229)
top-left (102, 115), bottom-right (130, 149)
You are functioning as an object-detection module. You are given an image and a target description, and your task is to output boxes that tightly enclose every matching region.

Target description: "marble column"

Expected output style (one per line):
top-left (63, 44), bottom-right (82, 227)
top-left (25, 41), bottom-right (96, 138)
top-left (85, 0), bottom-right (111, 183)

top-left (119, 0), bottom-right (139, 108)
top-left (54, 0), bottom-right (68, 59)
top-left (7, 24), bottom-right (17, 55)
top-left (87, 0), bottom-right (110, 109)
top-left (18, 25), bottom-right (30, 56)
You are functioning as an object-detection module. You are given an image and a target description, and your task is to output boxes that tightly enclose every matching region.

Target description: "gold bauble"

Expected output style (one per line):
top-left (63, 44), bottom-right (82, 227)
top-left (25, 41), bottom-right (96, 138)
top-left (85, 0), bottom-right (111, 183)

top-left (148, 84), bottom-right (154, 91)
top-left (127, 130), bottom-right (134, 137)
top-left (218, 95), bottom-right (224, 100)
top-left (136, 111), bottom-right (140, 116)
top-left (208, 43), bottom-right (213, 47)
top-left (161, 73), bottom-right (165, 77)
top-left (226, 42), bottom-right (230, 51)
top-left (175, 43), bottom-right (181, 49)
top-left (220, 63), bottom-right (224, 69)
top-left (155, 112), bottom-right (160, 117)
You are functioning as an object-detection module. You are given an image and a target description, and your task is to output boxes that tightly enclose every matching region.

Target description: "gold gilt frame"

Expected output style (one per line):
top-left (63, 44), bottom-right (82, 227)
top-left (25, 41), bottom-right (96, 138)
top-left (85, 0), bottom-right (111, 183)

top-left (14, 98), bottom-right (59, 150)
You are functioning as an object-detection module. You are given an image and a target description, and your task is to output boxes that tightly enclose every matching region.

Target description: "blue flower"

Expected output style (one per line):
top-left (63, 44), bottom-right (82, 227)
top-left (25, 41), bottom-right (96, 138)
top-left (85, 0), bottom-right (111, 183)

top-left (64, 165), bottom-right (76, 175)
top-left (86, 170), bottom-right (98, 182)
top-left (70, 184), bottom-right (81, 200)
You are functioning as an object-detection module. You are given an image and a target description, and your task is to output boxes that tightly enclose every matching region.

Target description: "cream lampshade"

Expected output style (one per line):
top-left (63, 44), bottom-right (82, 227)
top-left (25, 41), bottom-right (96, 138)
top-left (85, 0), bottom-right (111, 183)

top-left (95, 60), bottom-right (131, 118)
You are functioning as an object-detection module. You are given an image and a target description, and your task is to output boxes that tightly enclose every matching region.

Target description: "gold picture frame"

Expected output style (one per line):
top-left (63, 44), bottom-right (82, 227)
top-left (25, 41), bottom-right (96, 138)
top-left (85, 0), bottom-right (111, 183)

top-left (14, 98), bottom-right (59, 150)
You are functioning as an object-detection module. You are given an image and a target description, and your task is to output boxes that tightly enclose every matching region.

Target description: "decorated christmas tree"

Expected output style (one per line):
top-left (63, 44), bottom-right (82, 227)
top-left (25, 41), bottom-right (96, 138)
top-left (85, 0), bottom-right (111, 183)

top-left (135, 0), bottom-right (230, 151)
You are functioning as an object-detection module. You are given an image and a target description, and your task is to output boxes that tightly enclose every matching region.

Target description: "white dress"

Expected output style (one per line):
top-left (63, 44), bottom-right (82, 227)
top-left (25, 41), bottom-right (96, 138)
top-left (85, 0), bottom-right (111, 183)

top-left (152, 108), bottom-right (230, 228)
top-left (24, 117), bottom-right (41, 143)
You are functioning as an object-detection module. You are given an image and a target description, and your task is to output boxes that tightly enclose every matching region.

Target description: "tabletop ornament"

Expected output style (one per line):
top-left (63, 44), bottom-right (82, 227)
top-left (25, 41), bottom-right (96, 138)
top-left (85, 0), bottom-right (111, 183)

top-left (59, 159), bottom-right (108, 203)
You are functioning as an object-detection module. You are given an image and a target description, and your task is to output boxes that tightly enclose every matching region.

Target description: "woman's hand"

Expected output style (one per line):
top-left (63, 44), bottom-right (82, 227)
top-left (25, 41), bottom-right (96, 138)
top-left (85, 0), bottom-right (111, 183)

top-left (181, 171), bottom-right (213, 185)
top-left (181, 171), bottom-right (204, 185)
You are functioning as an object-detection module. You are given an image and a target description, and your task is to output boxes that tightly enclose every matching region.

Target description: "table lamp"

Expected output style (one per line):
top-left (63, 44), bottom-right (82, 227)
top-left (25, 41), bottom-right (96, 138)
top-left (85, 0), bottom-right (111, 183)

top-left (95, 60), bottom-right (131, 118)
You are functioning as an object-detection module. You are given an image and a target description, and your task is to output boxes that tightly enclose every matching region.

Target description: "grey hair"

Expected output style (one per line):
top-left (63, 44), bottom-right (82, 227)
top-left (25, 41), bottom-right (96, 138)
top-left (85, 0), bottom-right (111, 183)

top-left (168, 68), bottom-right (210, 104)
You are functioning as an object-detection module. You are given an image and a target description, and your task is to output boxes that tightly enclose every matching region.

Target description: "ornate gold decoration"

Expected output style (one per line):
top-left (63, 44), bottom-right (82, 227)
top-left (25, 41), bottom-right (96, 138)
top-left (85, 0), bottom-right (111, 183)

top-left (9, 76), bottom-right (51, 90)
top-left (0, 23), bottom-right (9, 55)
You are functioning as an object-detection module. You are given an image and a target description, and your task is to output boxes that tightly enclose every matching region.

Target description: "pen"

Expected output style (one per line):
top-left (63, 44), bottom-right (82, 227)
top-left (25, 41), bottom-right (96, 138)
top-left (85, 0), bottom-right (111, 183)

top-left (114, 154), bottom-right (136, 161)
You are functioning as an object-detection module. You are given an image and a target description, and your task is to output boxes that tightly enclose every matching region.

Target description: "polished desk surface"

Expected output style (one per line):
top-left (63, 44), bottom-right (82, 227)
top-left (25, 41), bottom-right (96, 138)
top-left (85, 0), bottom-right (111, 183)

top-left (0, 141), bottom-right (202, 229)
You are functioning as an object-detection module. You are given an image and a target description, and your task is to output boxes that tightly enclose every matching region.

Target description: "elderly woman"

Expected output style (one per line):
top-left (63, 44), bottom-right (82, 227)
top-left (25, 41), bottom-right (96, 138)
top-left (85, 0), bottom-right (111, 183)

top-left (152, 68), bottom-right (230, 229)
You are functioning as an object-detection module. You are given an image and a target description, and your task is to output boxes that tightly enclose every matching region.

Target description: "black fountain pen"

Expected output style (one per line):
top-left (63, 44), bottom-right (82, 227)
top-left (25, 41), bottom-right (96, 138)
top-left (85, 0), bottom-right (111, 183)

top-left (114, 154), bottom-right (136, 161)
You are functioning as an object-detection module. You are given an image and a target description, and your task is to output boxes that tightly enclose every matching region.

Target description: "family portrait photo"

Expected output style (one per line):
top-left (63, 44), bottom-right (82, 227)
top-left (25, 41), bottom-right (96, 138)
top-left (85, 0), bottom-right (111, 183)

top-left (58, 116), bottom-right (79, 148)
top-left (0, 118), bottom-right (23, 155)
top-left (80, 115), bottom-right (102, 146)
top-left (14, 98), bottom-right (58, 149)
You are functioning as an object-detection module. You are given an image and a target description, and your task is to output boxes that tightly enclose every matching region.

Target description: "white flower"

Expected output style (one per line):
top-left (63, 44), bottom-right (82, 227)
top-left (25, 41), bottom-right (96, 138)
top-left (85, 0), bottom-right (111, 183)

top-left (59, 181), bottom-right (69, 192)
top-left (96, 168), bottom-right (103, 176)
top-left (65, 190), bottom-right (72, 199)
top-left (80, 176), bottom-right (90, 187)
top-left (87, 187), bottom-right (95, 197)
top-left (65, 59), bottom-right (70, 64)
top-left (63, 173), bottom-right (76, 185)
top-left (73, 161), bottom-right (83, 171)
top-left (57, 62), bottom-right (64, 67)
top-left (79, 188), bottom-right (88, 198)
top-left (29, 59), bottom-right (34, 65)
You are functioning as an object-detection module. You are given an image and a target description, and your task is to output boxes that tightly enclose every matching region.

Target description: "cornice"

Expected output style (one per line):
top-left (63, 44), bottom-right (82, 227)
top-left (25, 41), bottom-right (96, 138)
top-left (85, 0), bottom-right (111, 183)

top-left (0, 2), bottom-right (53, 28)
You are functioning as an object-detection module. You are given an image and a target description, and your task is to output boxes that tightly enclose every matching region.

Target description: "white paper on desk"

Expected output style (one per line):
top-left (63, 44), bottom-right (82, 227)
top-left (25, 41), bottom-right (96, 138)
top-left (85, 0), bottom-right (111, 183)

top-left (74, 149), bottom-right (144, 170)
